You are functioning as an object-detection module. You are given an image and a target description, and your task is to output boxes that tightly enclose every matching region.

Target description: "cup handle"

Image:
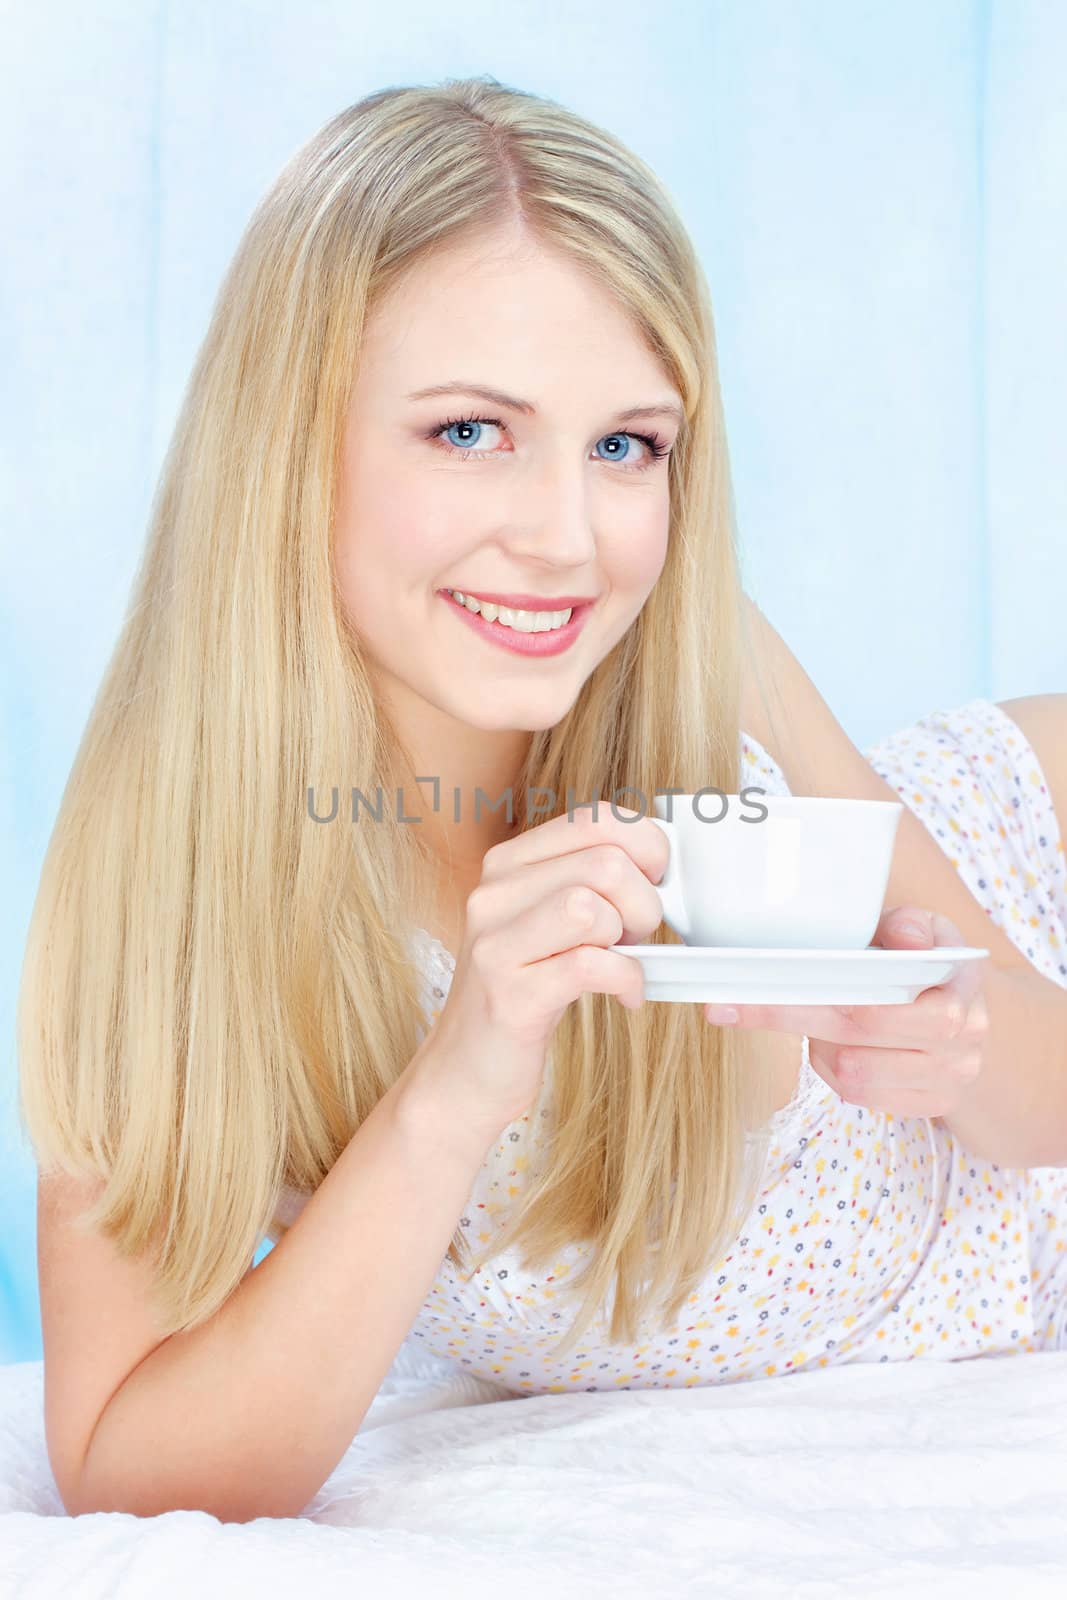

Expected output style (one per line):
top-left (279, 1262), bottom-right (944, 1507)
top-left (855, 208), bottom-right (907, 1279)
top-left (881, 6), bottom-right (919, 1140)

top-left (648, 816), bottom-right (692, 942)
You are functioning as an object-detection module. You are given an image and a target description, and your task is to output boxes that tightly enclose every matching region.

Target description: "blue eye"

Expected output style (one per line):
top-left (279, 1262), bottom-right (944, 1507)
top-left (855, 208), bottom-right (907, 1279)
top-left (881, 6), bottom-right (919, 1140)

top-left (439, 418), bottom-right (501, 452)
top-left (594, 434), bottom-right (652, 465)
top-left (426, 413), bottom-right (671, 472)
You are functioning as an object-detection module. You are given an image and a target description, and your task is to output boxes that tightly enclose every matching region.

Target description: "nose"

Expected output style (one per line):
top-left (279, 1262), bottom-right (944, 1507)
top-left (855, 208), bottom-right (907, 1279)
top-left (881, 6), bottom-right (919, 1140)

top-left (502, 452), bottom-right (598, 572)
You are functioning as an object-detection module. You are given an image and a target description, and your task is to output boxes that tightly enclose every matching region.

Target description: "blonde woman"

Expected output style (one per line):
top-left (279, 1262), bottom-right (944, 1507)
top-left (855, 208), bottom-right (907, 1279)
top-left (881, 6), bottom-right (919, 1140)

top-left (20, 76), bottom-right (1067, 1525)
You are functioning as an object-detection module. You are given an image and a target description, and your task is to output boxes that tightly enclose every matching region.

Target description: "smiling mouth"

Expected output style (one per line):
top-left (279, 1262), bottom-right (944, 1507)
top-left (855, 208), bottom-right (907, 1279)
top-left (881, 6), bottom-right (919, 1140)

top-left (438, 587), bottom-right (595, 653)
top-left (440, 588), bottom-right (592, 632)
top-left (439, 587), bottom-right (598, 611)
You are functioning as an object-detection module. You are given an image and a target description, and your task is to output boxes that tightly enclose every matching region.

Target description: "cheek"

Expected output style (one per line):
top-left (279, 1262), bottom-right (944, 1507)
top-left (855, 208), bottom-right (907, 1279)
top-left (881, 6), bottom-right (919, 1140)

top-left (334, 444), bottom-right (445, 588)
top-left (605, 495), bottom-right (670, 589)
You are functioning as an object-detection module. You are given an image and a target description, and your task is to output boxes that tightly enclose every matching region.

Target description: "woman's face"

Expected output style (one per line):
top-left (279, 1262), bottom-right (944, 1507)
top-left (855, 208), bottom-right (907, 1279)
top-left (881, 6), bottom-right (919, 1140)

top-left (333, 225), bottom-right (683, 744)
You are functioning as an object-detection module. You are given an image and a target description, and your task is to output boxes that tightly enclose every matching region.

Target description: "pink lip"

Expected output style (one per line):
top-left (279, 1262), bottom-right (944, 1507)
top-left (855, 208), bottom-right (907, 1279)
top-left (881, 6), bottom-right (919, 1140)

top-left (439, 590), bottom-right (594, 658)
top-left (438, 588), bottom-right (597, 610)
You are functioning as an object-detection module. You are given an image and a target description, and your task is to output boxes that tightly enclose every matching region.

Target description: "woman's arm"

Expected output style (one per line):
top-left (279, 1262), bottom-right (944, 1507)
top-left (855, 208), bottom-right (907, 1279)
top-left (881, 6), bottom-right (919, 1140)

top-left (740, 598), bottom-right (1067, 1167)
top-left (940, 694), bottom-right (1067, 1166)
top-left (61, 1054), bottom-right (502, 1522)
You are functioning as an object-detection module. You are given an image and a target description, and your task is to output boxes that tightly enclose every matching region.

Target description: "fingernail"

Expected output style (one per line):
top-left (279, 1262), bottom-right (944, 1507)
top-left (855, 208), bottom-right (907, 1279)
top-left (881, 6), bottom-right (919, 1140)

top-left (899, 921), bottom-right (928, 940)
top-left (706, 1005), bottom-right (739, 1025)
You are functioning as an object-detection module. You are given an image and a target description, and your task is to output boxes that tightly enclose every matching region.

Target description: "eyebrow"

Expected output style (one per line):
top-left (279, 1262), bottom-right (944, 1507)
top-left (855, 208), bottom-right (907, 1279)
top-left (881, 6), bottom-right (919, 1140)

top-left (405, 380), bottom-right (684, 428)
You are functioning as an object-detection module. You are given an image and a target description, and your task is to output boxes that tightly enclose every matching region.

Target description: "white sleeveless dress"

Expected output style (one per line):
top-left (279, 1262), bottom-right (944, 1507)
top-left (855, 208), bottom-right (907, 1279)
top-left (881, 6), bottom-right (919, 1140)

top-left (279, 698), bottom-right (1067, 1393)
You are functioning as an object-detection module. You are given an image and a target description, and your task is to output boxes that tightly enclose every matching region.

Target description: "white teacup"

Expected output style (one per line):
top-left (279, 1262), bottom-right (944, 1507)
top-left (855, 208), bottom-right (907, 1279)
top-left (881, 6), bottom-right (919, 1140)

top-left (648, 791), bottom-right (903, 949)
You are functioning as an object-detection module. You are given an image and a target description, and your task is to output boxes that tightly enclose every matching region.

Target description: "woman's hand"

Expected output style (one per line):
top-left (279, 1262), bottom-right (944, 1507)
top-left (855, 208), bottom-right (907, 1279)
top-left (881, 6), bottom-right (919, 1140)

top-left (413, 804), bottom-right (668, 1142)
top-left (703, 906), bottom-right (991, 1119)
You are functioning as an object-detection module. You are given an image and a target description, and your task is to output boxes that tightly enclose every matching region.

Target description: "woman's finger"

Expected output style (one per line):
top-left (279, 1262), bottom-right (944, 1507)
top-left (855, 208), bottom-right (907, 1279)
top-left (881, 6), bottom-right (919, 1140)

top-left (705, 984), bottom-right (970, 1047)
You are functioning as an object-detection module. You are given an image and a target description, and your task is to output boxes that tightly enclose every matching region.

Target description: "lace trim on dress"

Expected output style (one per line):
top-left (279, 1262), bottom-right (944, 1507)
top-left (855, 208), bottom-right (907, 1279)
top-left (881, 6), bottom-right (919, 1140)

top-left (762, 1035), bottom-right (828, 1137)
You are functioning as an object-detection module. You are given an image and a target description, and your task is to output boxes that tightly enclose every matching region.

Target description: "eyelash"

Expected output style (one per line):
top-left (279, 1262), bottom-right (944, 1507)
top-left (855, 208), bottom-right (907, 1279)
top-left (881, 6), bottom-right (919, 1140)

top-left (425, 412), bottom-right (672, 472)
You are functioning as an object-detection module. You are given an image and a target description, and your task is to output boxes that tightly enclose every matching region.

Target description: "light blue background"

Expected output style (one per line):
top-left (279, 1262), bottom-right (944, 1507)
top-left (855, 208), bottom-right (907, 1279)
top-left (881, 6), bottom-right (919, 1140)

top-left (2, 0), bottom-right (1065, 1362)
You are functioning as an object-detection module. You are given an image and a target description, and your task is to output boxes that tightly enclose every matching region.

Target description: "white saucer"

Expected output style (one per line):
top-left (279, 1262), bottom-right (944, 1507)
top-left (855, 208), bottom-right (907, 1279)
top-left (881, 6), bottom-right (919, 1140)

top-left (610, 943), bottom-right (990, 1005)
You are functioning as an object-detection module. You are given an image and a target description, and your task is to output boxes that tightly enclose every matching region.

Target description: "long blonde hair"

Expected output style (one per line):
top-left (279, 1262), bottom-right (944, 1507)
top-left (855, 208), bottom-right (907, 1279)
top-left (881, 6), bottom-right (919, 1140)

top-left (18, 74), bottom-right (781, 1365)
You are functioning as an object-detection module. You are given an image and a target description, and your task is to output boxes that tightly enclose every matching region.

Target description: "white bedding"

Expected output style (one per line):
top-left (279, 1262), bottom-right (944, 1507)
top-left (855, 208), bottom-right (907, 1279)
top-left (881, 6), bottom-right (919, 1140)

top-left (2, 1342), bottom-right (1067, 1598)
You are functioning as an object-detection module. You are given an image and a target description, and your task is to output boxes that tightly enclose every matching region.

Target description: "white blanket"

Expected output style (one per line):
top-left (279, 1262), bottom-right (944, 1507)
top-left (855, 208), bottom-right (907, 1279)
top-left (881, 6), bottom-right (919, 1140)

top-left (3, 1343), bottom-right (1067, 1598)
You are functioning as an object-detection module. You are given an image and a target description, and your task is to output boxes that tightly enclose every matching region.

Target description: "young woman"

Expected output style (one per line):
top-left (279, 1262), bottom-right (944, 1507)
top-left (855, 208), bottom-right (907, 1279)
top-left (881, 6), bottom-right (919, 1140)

top-left (21, 76), bottom-right (1067, 1524)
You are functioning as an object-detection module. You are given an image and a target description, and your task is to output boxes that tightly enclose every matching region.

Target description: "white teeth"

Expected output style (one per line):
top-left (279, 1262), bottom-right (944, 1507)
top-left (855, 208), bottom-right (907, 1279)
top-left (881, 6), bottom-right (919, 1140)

top-left (445, 589), bottom-right (573, 632)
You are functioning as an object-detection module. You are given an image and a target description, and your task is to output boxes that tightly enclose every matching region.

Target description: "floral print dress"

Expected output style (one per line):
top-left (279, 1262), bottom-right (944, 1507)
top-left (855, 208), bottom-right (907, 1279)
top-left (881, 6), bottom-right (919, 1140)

top-left (277, 698), bottom-right (1067, 1393)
